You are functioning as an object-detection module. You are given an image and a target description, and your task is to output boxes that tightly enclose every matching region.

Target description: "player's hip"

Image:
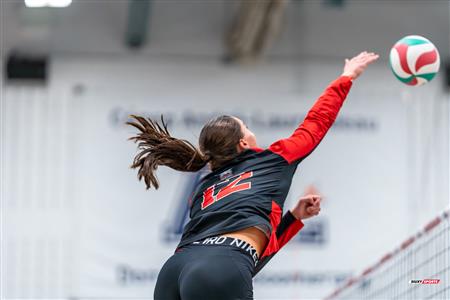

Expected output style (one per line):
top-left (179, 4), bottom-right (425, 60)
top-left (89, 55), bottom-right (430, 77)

top-left (154, 238), bottom-right (255, 300)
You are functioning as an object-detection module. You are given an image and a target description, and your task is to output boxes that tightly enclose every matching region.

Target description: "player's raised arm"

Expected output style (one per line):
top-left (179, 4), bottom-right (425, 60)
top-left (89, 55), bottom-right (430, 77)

top-left (268, 52), bottom-right (379, 164)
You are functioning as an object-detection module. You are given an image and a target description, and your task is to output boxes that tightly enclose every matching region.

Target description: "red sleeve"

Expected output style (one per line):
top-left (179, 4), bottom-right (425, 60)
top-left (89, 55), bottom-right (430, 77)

top-left (276, 210), bottom-right (304, 248)
top-left (254, 203), bottom-right (304, 275)
top-left (268, 76), bottom-right (353, 164)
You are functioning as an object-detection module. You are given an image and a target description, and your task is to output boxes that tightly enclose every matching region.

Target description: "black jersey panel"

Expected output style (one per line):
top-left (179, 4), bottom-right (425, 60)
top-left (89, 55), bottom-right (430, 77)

top-left (177, 149), bottom-right (294, 249)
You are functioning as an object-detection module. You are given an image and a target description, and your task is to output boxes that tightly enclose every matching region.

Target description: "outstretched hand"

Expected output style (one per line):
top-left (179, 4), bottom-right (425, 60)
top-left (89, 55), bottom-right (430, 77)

top-left (290, 194), bottom-right (321, 220)
top-left (341, 51), bottom-right (379, 80)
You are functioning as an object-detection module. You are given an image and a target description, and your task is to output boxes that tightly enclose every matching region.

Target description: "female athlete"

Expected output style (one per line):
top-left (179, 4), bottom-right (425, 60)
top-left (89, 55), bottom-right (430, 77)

top-left (128, 51), bottom-right (378, 300)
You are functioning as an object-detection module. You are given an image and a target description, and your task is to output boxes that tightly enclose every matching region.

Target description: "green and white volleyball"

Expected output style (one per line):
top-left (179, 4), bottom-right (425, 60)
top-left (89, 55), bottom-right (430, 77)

top-left (389, 35), bottom-right (440, 86)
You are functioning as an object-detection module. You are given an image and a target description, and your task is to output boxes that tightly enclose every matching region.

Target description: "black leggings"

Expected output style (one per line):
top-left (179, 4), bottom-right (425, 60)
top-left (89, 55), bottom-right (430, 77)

top-left (154, 239), bottom-right (255, 300)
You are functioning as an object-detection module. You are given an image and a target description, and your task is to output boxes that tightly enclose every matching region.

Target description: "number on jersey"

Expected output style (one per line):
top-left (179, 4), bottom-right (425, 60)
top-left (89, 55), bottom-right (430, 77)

top-left (201, 171), bottom-right (253, 210)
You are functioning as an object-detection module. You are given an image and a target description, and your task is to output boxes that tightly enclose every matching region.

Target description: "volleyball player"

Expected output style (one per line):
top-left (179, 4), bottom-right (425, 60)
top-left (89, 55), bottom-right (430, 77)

top-left (128, 51), bottom-right (379, 300)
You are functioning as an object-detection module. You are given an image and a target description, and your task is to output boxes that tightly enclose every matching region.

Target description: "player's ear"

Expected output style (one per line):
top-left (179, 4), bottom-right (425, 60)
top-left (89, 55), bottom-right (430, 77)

top-left (237, 138), bottom-right (249, 152)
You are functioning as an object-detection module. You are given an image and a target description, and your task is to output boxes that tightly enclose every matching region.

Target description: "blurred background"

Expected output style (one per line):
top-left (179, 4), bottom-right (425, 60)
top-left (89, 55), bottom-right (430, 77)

top-left (1, 0), bottom-right (449, 299)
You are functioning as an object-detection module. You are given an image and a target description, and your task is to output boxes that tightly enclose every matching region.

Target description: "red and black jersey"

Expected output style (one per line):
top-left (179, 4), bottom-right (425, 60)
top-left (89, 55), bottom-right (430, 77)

top-left (177, 76), bottom-right (353, 274)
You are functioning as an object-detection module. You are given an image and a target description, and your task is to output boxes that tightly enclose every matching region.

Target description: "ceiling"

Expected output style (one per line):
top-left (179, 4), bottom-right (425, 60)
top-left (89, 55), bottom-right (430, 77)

top-left (1, 0), bottom-right (449, 60)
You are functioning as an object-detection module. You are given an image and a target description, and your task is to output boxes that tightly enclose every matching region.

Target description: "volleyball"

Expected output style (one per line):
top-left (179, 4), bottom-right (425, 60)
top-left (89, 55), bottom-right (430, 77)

top-left (389, 35), bottom-right (440, 86)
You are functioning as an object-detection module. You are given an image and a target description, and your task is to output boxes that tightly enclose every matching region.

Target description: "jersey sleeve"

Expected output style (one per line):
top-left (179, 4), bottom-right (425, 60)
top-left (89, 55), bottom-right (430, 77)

top-left (268, 76), bottom-right (353, 164)
top-left (276, 210), bottom-right (304, 248)
top-left (254, 210), bottom-right (304, 275)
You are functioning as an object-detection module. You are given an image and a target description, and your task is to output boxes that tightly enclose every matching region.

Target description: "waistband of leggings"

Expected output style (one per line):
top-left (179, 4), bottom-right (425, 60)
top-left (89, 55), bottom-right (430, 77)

top-left (192, 236), bottom-right (259, 265)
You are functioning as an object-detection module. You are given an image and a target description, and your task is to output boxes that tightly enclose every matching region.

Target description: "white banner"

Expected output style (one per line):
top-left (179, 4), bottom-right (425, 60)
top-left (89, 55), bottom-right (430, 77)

top-left (68, 76), bottom-right (409, 299)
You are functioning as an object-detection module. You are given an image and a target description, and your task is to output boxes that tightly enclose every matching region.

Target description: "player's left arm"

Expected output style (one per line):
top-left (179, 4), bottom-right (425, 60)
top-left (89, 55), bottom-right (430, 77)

top-left (254, 195), bottom-right (321, 275)
top-left (276, 194), bottom-right (321, 247)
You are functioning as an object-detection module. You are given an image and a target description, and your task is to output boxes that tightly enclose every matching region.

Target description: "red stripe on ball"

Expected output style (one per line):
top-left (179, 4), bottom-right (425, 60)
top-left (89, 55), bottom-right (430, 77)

top-left (415, 50), bottom-right (437, 73)
top-left (395, 43), bottom-right (413, 75)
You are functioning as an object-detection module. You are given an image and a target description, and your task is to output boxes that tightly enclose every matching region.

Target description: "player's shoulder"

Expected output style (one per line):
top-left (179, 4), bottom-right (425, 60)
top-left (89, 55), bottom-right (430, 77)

top-left (201, 148), bottom-right (287, 181)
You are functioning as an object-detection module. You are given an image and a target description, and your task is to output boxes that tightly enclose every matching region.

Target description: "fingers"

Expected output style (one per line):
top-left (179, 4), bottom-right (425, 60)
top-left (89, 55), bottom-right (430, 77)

top-left (294, 194), bottom-right (322, 220)
top-left (361, 52), bottom-right (379, 63)
top-left (306, 207), bottom-right (320, 215)
top-left (348, 51), bottom-right (379, 63)
top-left (310, 197), bottom-right (321, 211)
top-left (300, 194), bottom-right (321, 206)
top-left (312, 197), bottom-right (321, 206)
top-left (357, 52), bottom-right (379, 63)
top-left (302, 194), bottom-right (321, 212)
top-left (357, 51), bottom-right (376, 57)
top-left (342, 51), bottom-right (379, 80)
top-left (302, 194), bottom-right (321, 200)
top-left (306, 205), bottom-right (321, 216)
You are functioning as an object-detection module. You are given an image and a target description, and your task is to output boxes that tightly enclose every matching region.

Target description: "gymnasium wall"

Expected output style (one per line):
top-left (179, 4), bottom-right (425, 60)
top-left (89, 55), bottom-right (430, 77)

top-left (2, 1), bottom-right (449, 299)
top-left (2, 56), bottom-right (448, 299)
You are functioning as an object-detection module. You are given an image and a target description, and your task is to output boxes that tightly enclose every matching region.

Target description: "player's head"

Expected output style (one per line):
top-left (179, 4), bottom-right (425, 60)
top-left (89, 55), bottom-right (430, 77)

top-left (233, 116), bottom-right (258, 151)
top-left (199, 115), bottom-right (257, 170)
top-left (127, 114), bottom-right (257, 189)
